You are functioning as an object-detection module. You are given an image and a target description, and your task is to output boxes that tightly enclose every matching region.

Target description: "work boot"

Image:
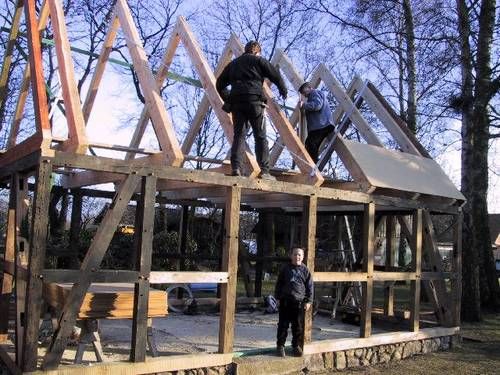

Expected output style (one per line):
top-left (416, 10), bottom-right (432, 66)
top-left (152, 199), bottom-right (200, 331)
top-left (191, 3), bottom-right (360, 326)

top-left (259, 172), bottom-right (276, 181)
top-left (292, 346), bottom-right (303, 357)
top-left (277, 345), bottom-right (285, 357)
top-left (231, 168), bottom-right (242, 177)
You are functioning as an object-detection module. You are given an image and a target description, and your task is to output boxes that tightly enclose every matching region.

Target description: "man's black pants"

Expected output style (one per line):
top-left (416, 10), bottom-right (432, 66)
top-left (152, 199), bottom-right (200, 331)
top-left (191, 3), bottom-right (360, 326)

top-left (277, 299), bottom-right (304, 348)
top-left (305, 125), bottom-right (335, 163)
top-left (231, 101), bottom-right (269, 173)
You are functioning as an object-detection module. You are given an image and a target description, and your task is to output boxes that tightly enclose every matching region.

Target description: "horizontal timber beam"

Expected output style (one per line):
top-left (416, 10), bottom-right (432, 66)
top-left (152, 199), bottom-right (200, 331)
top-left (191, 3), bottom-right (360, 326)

top-left (43, 151), bottom-right (458, 212)
top-left (29, 352), bottom-right (233, 375)
top-left (149, 271), bottom-right (228, 284)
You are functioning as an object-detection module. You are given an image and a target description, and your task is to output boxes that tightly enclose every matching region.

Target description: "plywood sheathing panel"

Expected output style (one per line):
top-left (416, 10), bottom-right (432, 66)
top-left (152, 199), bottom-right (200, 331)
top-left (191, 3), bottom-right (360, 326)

top-left (341, 139), bottom-right (465, 201)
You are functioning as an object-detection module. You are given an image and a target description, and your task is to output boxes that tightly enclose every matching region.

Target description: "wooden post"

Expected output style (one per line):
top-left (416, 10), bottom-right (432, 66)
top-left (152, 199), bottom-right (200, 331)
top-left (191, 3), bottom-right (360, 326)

top-left (451, 212), bottom-right (462, 326)
top-left (42, 174), bottom-right (140, 370)
top-left (22, 161), bottom-right (52, 372)
top-left (68, 189), bottom-right (82, 269)
top-left (0, 174), bottom-right (18, 342)
top-left (302, 195), bottom-right (317, 344)
top-left (176, 205), bottom-right (189, 298)
top-left (422, 211), bottom-right (452, 326)
top-left (178, 205), bottom-right (189, 271)
top-left (360, 202), bottom-right (375, 338)
top-left (254, 211), bottom-right (264, 297)
top-left (410, 209), bottom-right (422, 332)
top-left (15, 175), bottom-right (29, 366)
top-left (218, 186), bottom-right (241, 353)
top-left (383, 216), bottom-right (395, 316)
top-left (131, 176), bottom-right (156, 362)
top-left (255, 210), bottom-right (273, 297)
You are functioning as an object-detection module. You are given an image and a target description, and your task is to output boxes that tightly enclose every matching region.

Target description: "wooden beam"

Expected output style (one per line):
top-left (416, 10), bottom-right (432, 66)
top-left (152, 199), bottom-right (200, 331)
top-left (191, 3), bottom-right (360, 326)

top-left (410, 209), bottom-right (422, 332)
top-left (272, 48), bottom-right (304, 89)
top-left (0, 0), bottom-right (24, 112)
top-left (0, 174), bottom-right (18, 342)
top-left (313, 272), bottom-right (368, 282)
top-left (366, 82), bottom-right (432, 158)
top-left (360, 202), bottom-right (375, 338)
top-left (15, 176), bottom-right (29, 365)
top-left (125, 25), bottom-right (181, 161)
top-left (0, 345), bottom-right (21, 375)
top-left (373, 272), bottom-right (416, 281)
top-left (115, 0), bottom-right (183, 166)
top-left (41, 269), bottom-right (139, 283)
top-left (451, 212), bottom-right (462, 326)
top-left (176, 20), bottom-right (260, 177)
top-left (303, 326), bottom-right (459, 355)
top-left (23, 0), bottom-right (51, 140)
top-left (47, 0), bottom-right (88, 153)
top-left (397, 214), bottom-right (445, 324)
top-left (268, 55), bottom-right (322, 166)
top-left (62, 170), bottom-right (124, 189)
top-left (42, 174), bottom-right (140, 370)
top-left (30, 353), bottom-right (233, 375)
top-left (149, 271), bottom-right (229, 284)
top-left (7, 1), bottom-right (50, 149)
top-left (48, 150), bottom-right (455, 212)
top-left (422, 211), bottom-right (452, 326)
top-left (218, 186), bottom-right (241, 353)
top-left (316, 78), bottom-right (360, 172)
top-left (302, 195), bottom-right (317, 344)
top-left (318, 64), bottom-right (383, 147)
top-left (22, 160), bottom-right (52, 372)
top-left (353, 77), bottom-right (420, 155)
top-left (131, 176), bottom-right (156, 362)
top-left (82, 14), bottom-right (120, 124)
top-left (181, 38), bottom-right (234, 156)
top-left (384, 216), bottom-right (395, 316)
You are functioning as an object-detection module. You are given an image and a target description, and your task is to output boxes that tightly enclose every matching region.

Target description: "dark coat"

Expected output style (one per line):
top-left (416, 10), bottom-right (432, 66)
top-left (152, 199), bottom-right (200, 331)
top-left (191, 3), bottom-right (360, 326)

top-left (216, 53), bottom-right (287, 104)
top-left (274, 262), bottom-right (313, 304)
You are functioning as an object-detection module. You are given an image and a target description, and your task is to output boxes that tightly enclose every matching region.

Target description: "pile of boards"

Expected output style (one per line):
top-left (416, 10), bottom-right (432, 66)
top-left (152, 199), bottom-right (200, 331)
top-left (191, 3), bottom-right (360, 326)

top-left (43, 283), bottom-right (168, 319)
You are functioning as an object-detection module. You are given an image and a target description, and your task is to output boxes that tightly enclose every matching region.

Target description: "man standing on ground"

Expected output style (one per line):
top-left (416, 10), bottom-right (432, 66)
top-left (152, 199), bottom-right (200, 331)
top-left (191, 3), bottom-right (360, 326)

top-left (274, 247), bottom-right (313, 357)
top-left (216, 41), bottom-right (288, 179)
top-left (299, 82), bottom-right (334, 163)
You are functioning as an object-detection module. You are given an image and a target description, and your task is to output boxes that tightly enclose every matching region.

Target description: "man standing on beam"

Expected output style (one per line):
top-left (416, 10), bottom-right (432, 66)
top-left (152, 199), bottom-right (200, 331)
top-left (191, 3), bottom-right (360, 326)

top-left (216, 41), bottom-right (288, 180)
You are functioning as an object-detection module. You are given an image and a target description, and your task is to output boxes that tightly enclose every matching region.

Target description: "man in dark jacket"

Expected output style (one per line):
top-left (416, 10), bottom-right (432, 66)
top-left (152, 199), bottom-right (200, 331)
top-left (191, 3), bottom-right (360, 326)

top-left (216, 41), bottom-right (288, 179)
top-left (299, 82), bottom-right (334, 163)
top-left (274, 247), bottom-right (313, 357)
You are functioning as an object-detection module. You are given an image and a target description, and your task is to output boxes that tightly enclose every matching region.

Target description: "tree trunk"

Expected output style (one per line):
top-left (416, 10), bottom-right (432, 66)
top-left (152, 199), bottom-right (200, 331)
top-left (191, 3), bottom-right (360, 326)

top-left (472, 0), bottom-right (500, 309)
top-left (457, 0), bottom-right (500, 320)
top-left (456, 0), bottom-right (481, 321)
top-left (402, 0), bottom-right (418, 134)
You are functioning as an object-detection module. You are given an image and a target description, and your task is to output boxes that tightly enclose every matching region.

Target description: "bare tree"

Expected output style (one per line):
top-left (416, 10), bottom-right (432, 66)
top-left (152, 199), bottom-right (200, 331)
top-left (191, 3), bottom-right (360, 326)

top-left (303, 0), bottom-right (459, 153)
top-left (455, 0), bottom-right (500, 321)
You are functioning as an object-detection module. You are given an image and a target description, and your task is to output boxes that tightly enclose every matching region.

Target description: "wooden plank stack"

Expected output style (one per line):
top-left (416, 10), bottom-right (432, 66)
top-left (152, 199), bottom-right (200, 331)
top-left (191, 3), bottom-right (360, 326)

top-left (43, 283), bottom-right (167, 319)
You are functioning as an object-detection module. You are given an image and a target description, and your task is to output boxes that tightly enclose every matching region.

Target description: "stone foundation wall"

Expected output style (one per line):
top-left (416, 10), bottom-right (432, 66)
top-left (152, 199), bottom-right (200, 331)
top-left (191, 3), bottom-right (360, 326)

top-left (153, 335), bottom-right (458, 375)
top-left (304, 335), bottom-right (458, 372)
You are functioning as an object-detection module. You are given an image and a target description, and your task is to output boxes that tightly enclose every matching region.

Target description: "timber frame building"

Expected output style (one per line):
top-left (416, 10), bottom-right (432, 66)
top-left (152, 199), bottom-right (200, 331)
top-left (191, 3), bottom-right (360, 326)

top-left (0, 0), bottom-right (464, 373)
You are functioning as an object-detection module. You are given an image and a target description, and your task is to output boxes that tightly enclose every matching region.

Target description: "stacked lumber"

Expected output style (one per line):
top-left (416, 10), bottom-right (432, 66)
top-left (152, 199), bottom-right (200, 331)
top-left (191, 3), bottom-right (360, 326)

top-left (43, 283), bottom-right (167, 319)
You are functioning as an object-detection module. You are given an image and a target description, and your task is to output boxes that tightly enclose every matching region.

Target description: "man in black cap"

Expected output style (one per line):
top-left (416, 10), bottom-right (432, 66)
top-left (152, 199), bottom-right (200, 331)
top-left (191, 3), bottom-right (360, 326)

top-left (216, 41), bottom-right (288, 179)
